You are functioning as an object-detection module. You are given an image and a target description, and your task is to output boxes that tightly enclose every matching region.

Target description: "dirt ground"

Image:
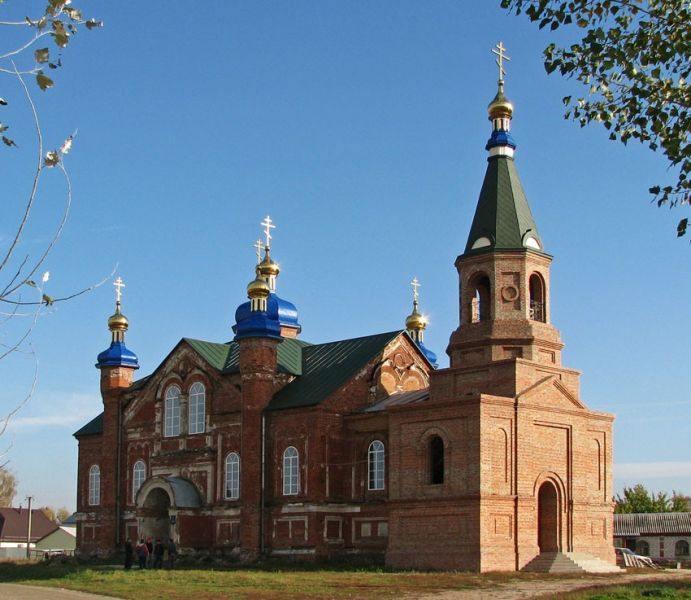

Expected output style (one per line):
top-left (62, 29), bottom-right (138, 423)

top-left (408, 569), bottom-right (691, 599)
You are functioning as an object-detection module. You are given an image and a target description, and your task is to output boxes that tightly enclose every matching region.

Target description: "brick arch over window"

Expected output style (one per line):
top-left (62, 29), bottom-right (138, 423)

top-left (418, 427), bottom-right (450, 486)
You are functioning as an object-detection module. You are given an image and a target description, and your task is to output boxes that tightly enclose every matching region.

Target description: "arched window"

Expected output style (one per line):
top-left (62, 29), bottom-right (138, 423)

top-left (225, 452), bottom-right (240, 500)
top-left (164, 385), bottom-right (181, 437)
top-left (132, 460), bottom-right (146, 502)
top-left (282, 446), bottom-right (299, 496)
top-left (529, 273), bottom-right (546, 322)
top-left (430, 436), bottom-right (444, 485)
top-left (636, 540), bottom-right (650, 556)
top-left (88, 465), bottom-right (100, 506)
top-left (676, 540), bottom-right (690, 556)
top-left (188, 382), bottom-right (206, 435)
top-left (470, 275), bottom-right (491, 323)
top-left (368, 440), bottom-right (385, 491)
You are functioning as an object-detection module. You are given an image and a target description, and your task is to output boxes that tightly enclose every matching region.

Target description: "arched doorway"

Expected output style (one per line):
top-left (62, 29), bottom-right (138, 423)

top-left (141, 487), bottom-right (171, 541)
top-left (537, 481), bottom-right (560, 552)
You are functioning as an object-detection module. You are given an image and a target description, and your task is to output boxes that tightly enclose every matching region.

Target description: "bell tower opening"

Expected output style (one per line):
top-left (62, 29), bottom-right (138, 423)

top-left (529, 273), bottom-right (546, 322)
top-left (537, 481), bottom-right (560, 552)
top-left (470, 275), bottom-right (491, 323)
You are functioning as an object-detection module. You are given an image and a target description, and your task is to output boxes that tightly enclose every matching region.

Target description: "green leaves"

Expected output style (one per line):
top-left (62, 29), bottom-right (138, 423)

top-left (36, 71), bottom-right (54, 90)
top-left (502, 0), bottom-right (691, 238)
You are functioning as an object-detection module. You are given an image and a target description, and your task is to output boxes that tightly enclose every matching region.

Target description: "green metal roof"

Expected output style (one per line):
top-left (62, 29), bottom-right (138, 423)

top-left (464, 155), bottom-right (543, 254)
top-left (268, 330), bottom-right (403, 411)
top-left (73, 412), bottom-right (103, 437)
top-left (184, 337), bottom-right (308, 376)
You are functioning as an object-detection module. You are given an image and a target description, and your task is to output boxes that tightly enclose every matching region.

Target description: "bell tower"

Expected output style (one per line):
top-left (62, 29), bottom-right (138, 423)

top-left (447, 43), bottom-right (564, 374)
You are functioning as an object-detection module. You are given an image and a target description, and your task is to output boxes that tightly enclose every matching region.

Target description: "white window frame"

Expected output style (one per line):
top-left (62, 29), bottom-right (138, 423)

top-left (132, 460), bottom-right (146, 502)
top-left (188, 382), bottom-right (205, 435)
top-left (282, 446), bottom-right (299, 496)
top-left (225, 452), bottom-right (240, 500)
top-left (368, 440), bottom-right (385, 491)
top-left (88, 465), bottom-right (100, 506)
top-left (164, 385), bottom-right (181, 437)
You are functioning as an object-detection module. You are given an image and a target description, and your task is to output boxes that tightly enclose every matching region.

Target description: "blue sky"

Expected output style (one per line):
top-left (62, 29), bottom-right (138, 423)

top-left (1, 1), bottom-right (689, 512)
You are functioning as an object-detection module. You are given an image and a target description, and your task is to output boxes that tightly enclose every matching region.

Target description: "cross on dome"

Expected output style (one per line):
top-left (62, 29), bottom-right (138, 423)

top-left (114, 277), bottom-right (126, 304)
top-left (411, 277), bottom-right (421, 304)
top-left (261, 215), bottom-right (275, 248)
top-left (254, 239), bottom-right (264, 264)
top-left (492, 41), bottom-right (511, 82)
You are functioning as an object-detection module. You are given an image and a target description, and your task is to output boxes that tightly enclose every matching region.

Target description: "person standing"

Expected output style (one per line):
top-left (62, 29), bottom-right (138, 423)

top-left (145, 536), bottom-right (154, 569)
top-left (153, 538), bottom-right (164, 568)
top-left (135, 539), bottom-right (148, 569)
top-left (167, 538), bottom-right (177, 569)
top-left (124, 538), bottom-right (133, 570)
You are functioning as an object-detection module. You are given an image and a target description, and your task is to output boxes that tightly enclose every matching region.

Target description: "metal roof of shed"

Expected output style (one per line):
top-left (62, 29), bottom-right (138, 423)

top-left (614, 513), bottom-right (691, 536)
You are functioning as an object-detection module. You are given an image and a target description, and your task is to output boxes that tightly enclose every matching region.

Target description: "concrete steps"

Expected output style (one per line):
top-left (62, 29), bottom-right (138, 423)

top-left (522, 551), bottom-right (621, 573)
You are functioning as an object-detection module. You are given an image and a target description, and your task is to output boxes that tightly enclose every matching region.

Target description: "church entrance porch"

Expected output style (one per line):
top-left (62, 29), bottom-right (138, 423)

top-left (140, 487), bottom-right (171, 541)
top-left (537, 481), bottom-right (560, 552)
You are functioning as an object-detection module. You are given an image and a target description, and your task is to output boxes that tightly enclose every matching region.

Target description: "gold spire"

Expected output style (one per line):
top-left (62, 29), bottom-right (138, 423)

top-left (488, 41), bottom-right (514, 120)
top-left (405, 277), bottom-right (427, 342)
top-left (107, 277), bottom-right (129, 342)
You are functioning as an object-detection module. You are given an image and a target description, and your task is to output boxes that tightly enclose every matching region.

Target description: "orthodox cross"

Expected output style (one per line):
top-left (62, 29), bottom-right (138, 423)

top-left (114, 277), bottom-right (125, 304)
top-left (492, 41), bottom-right (511, 81)
top-left (254, 239), bottom-right (264, 264)
top-left (411, 277), bottom-right (420, 304)
top-left (261, 215), bottom-right (275, 248)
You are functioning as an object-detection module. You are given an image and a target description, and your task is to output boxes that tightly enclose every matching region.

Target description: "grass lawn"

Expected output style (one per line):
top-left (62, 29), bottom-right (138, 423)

top-left (0, 560), bottom-right (689, 599)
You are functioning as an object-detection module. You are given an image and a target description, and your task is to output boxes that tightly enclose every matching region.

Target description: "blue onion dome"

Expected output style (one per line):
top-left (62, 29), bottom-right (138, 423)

top-left (270, 293), bottom-right (301, 333)
top-left (233, 269), bottom-right (281, 341)
top-left (96, 303), bottom-right (139, 369)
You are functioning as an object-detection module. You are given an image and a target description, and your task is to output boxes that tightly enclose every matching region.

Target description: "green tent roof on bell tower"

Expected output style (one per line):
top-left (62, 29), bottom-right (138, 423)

top-left (463, 52), bottom-right (544, 257)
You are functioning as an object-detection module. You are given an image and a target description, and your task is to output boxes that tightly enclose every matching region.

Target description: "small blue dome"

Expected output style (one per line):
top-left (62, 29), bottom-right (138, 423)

top-left (416, 340), bottom-right (438, 369)
top-left (485, 129), bottom-right (516, 151)
top-left (96, 341), bottom-right (139, 369)
top-left (233, 299), bottom-right (282, 341)
top-left (270, 293), bottom-right (301, 331)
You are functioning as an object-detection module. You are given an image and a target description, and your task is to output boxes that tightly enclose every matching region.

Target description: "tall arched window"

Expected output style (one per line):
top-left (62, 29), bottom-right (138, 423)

top-left (430, 436), bottom-right (444, 485)
top-left (282, 446), bottom-right (299, 496)
top-left (164, 385), bottom-right (181, 437)
top-left (88, 465), bottom-right (100, 506)
top-left (368, 440), bottom-right (385, 491)
top-left (529, 273), bottom-right (546, 322)
top-left (676, 540), bottom-right (690, 556)
top-left (470, 275), bottom-right (491, 323)
top-left (132, 460), bottom-right (146, 502)
top-left (225, 452), bottom-right (240, 500)
top-left (188, 382), bottom-right (206, 435)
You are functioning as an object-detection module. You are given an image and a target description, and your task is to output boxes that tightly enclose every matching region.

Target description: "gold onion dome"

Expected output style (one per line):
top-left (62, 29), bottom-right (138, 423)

top-left (247, 269), bottom-right (270, 299)
top-left (405, 303), bottom-right (427, 332)
top-left (108, 306), bottom-right (129, 332)
top-left (258, 252), bottom-right (280, 278)
top-left (488, 81), bottom-right (514, 120)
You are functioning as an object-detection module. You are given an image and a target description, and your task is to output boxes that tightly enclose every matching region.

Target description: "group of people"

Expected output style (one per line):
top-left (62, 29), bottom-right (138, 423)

top-left (124, 536), bottom-right (177, 569)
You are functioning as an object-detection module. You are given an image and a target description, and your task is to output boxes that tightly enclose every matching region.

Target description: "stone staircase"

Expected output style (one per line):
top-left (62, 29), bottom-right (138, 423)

top-left (522, 551), bottom-right (621, 573)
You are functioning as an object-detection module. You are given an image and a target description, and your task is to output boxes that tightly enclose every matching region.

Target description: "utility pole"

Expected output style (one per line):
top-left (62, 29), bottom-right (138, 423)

top-left (25, 496), bottom-right (33, 559)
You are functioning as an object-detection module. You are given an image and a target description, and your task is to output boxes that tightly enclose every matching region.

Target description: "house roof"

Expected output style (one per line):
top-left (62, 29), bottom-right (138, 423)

top-left (268, 331), bottom-right (403, 411)
top-left (614, 513), bottom-right (691, 536)
top-left (0, 508), bottom-right (58, 543)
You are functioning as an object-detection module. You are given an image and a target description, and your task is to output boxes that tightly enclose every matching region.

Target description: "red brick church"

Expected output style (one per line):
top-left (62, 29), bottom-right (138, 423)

top-left (74, 54), bottom-right (616, 571)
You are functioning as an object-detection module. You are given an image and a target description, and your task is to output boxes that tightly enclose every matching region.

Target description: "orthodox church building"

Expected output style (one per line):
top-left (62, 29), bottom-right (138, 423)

top-left (74, 55), bottom-right (616, 571)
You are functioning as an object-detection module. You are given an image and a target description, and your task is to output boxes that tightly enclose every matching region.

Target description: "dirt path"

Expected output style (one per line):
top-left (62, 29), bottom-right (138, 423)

top-left (408, 569), bottom-right (691, 599)
top-left (0, 584), bottom-right (114, 600)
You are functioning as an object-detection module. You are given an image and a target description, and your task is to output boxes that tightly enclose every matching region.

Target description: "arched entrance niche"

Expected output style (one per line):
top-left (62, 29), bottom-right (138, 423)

top-left (136, 476), bottom-right (203, 543)
top-left (537, 480), bottom-right (560, 552)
